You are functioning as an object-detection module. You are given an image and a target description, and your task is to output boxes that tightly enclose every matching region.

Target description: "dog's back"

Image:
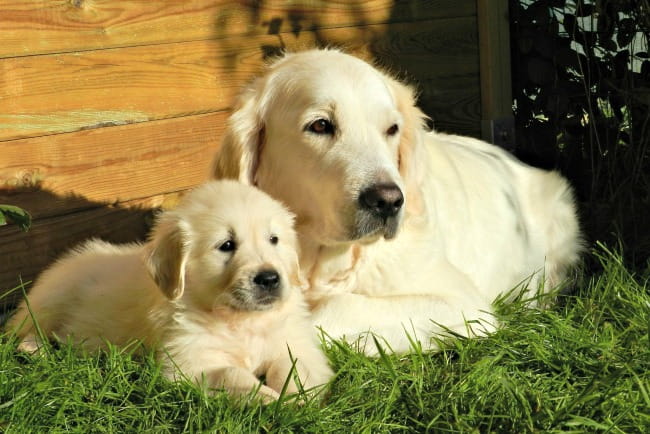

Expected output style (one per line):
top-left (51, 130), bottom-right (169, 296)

top-left (428, 132), bottom-right (582, 298)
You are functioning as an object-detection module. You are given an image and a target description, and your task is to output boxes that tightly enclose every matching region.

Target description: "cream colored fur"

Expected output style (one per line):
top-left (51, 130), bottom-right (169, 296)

top-left (7, 180), bottom-right (332, 402)
top-left (211, 49), bottom-right (582, 354)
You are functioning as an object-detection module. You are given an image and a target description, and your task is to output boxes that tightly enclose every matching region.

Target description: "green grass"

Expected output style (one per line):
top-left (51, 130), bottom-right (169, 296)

top-left (1, 245), bottom-right (648, 433)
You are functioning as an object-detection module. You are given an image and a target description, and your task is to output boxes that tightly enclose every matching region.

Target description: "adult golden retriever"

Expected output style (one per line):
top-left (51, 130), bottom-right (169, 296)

top-left (212, 49), bottom-right (582, 354)
top-left (8, 180), bottom-right (332, 401)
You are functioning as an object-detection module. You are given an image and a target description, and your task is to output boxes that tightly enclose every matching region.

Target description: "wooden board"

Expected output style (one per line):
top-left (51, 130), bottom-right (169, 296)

top-left (0, 40), bottom-right (241, 141)
top-left (369, 16), bottom-right (480, 136)
top-left (0, 112), bottom-right (223, 219)
top-left (0, 0), bottom-right (476, 58)
top-left (1, 16), bottom-right (480, 142)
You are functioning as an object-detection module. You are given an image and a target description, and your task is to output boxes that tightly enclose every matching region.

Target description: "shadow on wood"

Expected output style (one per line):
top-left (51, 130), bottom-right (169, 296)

top-left (210, 1), bottom-right (482, 136)
top-left (0, 187), bottom-right (156, 310)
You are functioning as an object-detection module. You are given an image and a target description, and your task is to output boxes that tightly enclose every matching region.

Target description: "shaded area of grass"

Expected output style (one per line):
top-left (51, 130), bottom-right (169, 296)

top-left (1, 246), bottom-right (648, 432)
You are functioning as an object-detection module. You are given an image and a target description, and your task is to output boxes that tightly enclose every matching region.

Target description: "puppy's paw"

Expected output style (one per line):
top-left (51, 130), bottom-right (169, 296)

top-left (203, 366), bottom-right (283, 405)
top-left (250, 384), bottom-right (281, 404)
top-left (16, 335), bottom-right (44, 355)
top-left (265, 358), bottom-right (333, 406)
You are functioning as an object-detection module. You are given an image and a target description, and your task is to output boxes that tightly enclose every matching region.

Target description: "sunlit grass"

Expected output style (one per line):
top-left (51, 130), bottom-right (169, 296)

top-left (1, 245), bottom-right (648, 432)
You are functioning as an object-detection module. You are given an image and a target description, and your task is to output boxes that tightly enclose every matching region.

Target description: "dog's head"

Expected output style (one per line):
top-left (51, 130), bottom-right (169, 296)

top-left (144, 180), bottom-right (301, 311)
top-left (211, 49), bottom-right (429, 247)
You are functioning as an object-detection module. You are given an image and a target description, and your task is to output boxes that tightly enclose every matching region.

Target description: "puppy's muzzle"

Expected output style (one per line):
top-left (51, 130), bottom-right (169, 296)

top-left (358, 183), bottom-right (404, 219)
top-left (229, 268), bottom-right (284, 311)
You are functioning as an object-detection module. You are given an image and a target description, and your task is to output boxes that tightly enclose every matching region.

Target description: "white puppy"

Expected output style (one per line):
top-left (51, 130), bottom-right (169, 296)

top-left (7, 180), bottom-right (332, 402)
top-left (211, 49), bottom-right (582, 354)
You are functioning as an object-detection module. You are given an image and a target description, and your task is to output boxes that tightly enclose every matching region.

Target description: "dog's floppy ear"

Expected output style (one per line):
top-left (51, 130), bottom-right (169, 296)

top-left (387, 76), bottom-right (428, 216)
top-left (144, 214), bottom-right (189, 300)
top-left (211, 83), bottom-right (265, 185)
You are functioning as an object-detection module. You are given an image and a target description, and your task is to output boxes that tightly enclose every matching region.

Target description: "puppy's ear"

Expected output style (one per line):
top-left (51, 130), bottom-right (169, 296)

top-left (144, 214), bottom-right (189, 300)
top-left (211, 83), bottom-right (265, 185)
top-left (387, 76), bottom-right (428, 215)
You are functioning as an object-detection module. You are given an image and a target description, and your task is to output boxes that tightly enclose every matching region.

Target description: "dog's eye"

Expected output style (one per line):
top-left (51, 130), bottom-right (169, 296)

top-left (269, 235), bottom-right (279, 245)
top-left (307, 119), bottom-right (335, 135)
top-left (386, 124), bottom-right (399, 136)
top-left (217, 240), bottom-right (237, 252)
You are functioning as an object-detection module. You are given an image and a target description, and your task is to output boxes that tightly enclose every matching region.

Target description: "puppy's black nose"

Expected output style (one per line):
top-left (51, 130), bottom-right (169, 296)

top-left (253, 270), bottom-right (280, 292)
top-left (359, 183), bottom-right (404, 218)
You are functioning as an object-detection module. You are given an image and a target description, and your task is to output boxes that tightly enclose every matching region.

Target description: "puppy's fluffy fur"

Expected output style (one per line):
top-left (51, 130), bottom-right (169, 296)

top-left (7, 180), bottom-right (332, 402)
top-left (212, 49), bottom-right (582, 354)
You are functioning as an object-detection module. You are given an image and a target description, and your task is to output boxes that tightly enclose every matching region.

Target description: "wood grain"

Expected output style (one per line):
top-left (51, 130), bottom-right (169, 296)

top-left (368, 16), bottom-right (481, 137)
top-left (0, 112), bottom-right (223, 219)
top-left (0, 40), bottom-right (238, 141)
top-left (0, 0), bottom-right (476, 58)
top-left (1, 17), bottom-right (479, 141)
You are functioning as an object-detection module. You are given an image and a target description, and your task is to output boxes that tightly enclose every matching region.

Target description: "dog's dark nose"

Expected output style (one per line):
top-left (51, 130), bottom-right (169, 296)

top-left (359, 183), bottom-right (404, 218)
top-left (253, 270), bottom-right (280, 292)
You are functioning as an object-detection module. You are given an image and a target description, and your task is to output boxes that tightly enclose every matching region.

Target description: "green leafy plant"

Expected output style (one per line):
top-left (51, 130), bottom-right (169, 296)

top-left (0, 205), bottom-right (32, 232)
top-left (510, 0), bottom-right (650, 269)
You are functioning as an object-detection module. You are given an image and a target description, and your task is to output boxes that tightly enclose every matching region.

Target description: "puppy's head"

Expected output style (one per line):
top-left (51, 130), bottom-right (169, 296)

top-left (144, 180), bottom-right (300, 312)
top-left (211, 49), bottom-right (429, 247)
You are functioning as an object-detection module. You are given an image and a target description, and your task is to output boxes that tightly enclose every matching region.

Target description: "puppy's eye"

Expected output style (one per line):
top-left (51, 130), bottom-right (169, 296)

top-left (307, 118), bottom-right (335, 135)
top-left (269, 235), bottom-right (279, 245)
top-left (386, 124), bottom-right (399, 136)
top-left (217, 240), bottom-right (236, 252)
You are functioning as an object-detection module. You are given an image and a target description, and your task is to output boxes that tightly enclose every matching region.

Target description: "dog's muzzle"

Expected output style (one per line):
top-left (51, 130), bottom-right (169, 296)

top-left (359, 183), bottom-right (404, 218)
top-left (354, 182), bottom-right (404, 240)
top-left (251, 269), bottom-right (281, 305)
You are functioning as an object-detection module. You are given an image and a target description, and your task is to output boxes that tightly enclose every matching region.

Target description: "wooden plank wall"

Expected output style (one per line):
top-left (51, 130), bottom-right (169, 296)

top-left (0, 0), bottom-right (481, 308)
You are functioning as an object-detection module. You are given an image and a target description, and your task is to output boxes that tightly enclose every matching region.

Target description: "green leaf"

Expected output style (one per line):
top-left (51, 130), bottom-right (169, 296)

top-left (0, 204), bottom-right (32, 232)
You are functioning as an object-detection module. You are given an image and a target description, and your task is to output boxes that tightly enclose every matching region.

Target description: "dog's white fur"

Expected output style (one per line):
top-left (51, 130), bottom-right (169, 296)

top-left (211, 49), bottom-right (582, 354)
top-left (7, 180), bottom-right (332, 401)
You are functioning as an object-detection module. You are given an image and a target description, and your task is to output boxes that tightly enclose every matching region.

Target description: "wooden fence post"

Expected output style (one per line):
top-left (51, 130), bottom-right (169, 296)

top-left (477, 0), bottom-right (515, 150)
